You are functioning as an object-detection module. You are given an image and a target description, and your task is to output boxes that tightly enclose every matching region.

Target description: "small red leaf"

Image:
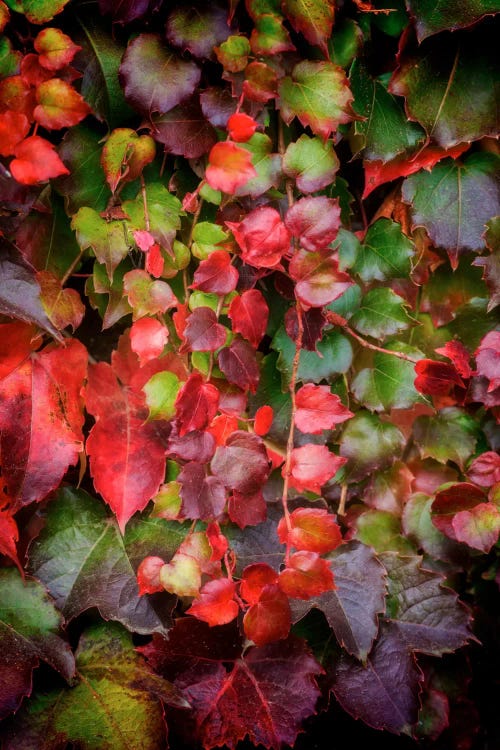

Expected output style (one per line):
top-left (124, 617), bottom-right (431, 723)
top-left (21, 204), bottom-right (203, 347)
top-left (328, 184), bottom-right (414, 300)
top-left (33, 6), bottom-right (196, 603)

top-left (175, 373), bottom-right (220, 435)
top-left (279, 551), bottom-right (335, 599)
top-left (10, 136), bottom-right (69, 185)
top-left (431, 482), bottom-right (487, 540)
top-left (468, 452), bottom-right (500, 488)
top-left (435, 340), bottom-right (472, 379)
top-left (0, 111), bottom-right (30, 157)
top-left (226, 207), bottom-right (291, 269)
top-left (414, 359), bottom-right (464, 396)
top-left (295, 384), bottom-right (353, 434)
top-left (243, 584), bottom-right (291, 646)
top-left (285, 196), bottom-right (341, 252)
top-left (187, 578), bottom-right (240, 626)
top-left (286, 444), bottom-right (347, 495)
top-left (240, 563), bottom-right (279, 605)
top-left (205, 141), bottom-right (256, 193)
top-left (218, 337), bottom-right (260, 392)
top-left (145, 243), bottom-right (164, 278)
top-left (254, 405), bottom-right (274, 436)
top-left (191, 250), bottom-right (239, 294)
top-left (289, 249), bottom-right (353, 308)
top-left (34, 28), bottom-right (81, 71)
top-left (228, 489), bottom-right (267, 528)
top-left (181, 306), bottom-right (227, 352)
top-left (277, 508), bottom-right (342, 554)
top-left (228, 289), bottom-right (269, 348)
top-left (211, 431), bottom-right (270, 494)
top-left (137, 556), bottom-right (165, 595)
top-left (34, 78), bottom-right (90, 129)
top-left (178, 462), bottom-right (227, 520)
top-left (130, 318), bottom-right (168, 364)
top-left (207, 414), bottom-right (239, 446)
top-left (206, 521), bottom-right (228, 561)
top-left (227, 112), bottom-right (258, 142)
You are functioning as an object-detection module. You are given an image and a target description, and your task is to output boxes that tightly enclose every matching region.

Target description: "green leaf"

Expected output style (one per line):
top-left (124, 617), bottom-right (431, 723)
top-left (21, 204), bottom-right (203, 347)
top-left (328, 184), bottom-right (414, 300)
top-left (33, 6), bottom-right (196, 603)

top-left (234, 133), bottom-right (282, 198)
top-left (390, 26), bottom-right (500, 148)
top-left (354, 510), bottom-right (414, 554)
top-left (122, 182), bottom-right (183, 250)
top-left (344, 218), bottom-right (416, 282)
top-left (402, 492), bottom-right (466, 563)
top-left (406, 0), bottom-right (500, 41)
top-left (248, 352), bottom-right (292, 444)
top-left (144, 371), bottom-right (182, 420)
top-left (339, 411), bottom-right (405, 482)
top-left (283, 134), bottom-right (339, 193)
top-left (350, 288), bottom-right (416, 339)
top-left (0, 567), bottom-right (75, 719)
top-left (328, 18), bottom-right (363, 69)
top-left (403, 153), bottom-right (500, 268)
top-left (0, 36), bottom-right (21, 78)
top-left (272, 326), bottom-right (353, 389)
top-left (86, 259), bottom-right (133, 330)
top-left (72, 207), bottom-right (131, 281)
top-left (4, 623), bottom-right (187, 750)
top-left (5, 0), bottom-right (69, 23)
top-left (413, 407), bottom-right (479, 469)
top-left (349, 61), bottom-right (425, 162)
top-left (29, 487), bottom-right (188, 636)
top-left (282, 0), bottom-right (334, 52)
top-left (55, 125), bottom-right (111, 214)
top-left (278, 60), bottom-right (355, 140)
top-left (351, 341), bottom-right (426, 412)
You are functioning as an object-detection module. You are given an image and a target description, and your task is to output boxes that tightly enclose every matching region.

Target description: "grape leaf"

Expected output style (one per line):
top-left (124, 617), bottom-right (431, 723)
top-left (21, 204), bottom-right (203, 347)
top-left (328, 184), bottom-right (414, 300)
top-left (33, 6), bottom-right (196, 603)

top-left (0, 567), bottom-right (75, 719)
top-left (413, 407), bottom-right (479, 469)
top-left (405, 0), bottom-right (500, 42)
top-left (28, 486), bottom-right (182, 635)
top-left (339, 411), bottom-right (405, 482)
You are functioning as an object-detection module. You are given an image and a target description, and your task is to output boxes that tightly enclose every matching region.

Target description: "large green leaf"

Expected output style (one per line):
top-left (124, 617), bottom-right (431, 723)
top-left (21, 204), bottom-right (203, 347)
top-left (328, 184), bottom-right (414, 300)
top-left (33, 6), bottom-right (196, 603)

top-left (5, 0), bottom-right (69, 23)
top-left (413, 407), bottom-right (479, 469)
top-left (405, 0), bottom-right (500, 41)
top-left (339, 411), bottom-right (405, 482)
top-left (350, 288), bottom-right (416, 339)
top-left (122, 182), bottom-right (183, 250)
top-left (272, 326), bottom-right (353, 389)
top-left (29, 487), bottom-right (188, 636)
top-left (72, 207), bottom-right (131, 281)
top-left (55, 125), bottom-right (111, 214)
top-left (341, 218), bottom-right (416, 282)
top-left (283, 134), bottom-right (339, 193)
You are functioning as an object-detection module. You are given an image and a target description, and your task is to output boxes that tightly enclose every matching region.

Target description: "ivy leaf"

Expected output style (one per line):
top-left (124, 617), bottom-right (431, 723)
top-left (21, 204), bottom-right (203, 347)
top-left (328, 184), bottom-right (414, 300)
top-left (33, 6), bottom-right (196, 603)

top-left (282, 0), bottom-right (334, 53)
top-left (352, 342), bottom-right (425, 412)
top-left (288, 444), bottom-right (346, 495)
top-left (402, 493), bottom-right (465, 563)
top-left (413, 407), bottom-right (479, 469)
top-left (10, 135), bottom-right (70, 185)
top-left (289, 249), bottom-right (353, 308)
top-left (285, 196), bottom-right (341, 252)
top-left (37, 270), bottom-right (85, 331)
top-left (390, 27), bottom-right (499, 149)
top-left (178, 462), bottom-right (226, 521)
top-left (332, 621), bottom-right (423, 735)
top-left (272, 326), bottom-right (353, 388)
top-left (4, 0), bottom-right (70, 24)
top-left (28, 487), bottom-right (181, 635)
top-left (119, 33), bottom-right (201, 116)
top-left (166, 4), bottom-right (230, 59)
top-left (0, 110), bottom-right (29, 156)
top-left (211, 431), bottom-right (270, 494)
top-left (278, 60), bottom-right (355, 140)
top-left (101, 128), bottom-right (155, 193)
top-left (149, 98), bottom-right (217, 159)
top-left (248, 353), bottom-right (292, 444)
top-left (72, 207), bottom-right (130, 281)
top-left (34, 78), bottom-right (91, 130)
top-left (406, 0), bottom-right (500, 41)
top-left (191, 250), bottom-right (239, 295)
top-left (0, 507), bottom-right (21, 572)
top-left (291, 541), bottom-right (387, 661)
top-left (382, 552), bottom-right (472, 655)
top-left (233, 133), bottom-right (282, 199)
top-left (282, 133), bottom-right (339, 193)
top-left (123, 182), bottom-right (183, 251)
top-left (475, 329), bottom-right (500, 390)
top-left (131, 318), bottom-right (169, 367)
top-left (175, 373), bottom-right (219, 435)
top-left (344, 218), bottom-right (416, 282)
top-left (181, 306), bottom-right (227, 352)
top-left (4, 622), bottom-right (185, 750)
top-left (339, 411), bottom-right (405, 482)
top-left (452, 503), bottom-right (500, 554)
top-left (227, 206), bottom-right (290, 268)
top-left (402, 154), bottom-right (500, 268)
top-left (350, 288), bottom-right (416, 339)
top-left (226, 507), bottom-right (285, 575)
top-left (0, 339), bottom-right (87, 509)
top-left (0, 567), bottom-right (75, 720)
top-left (228, 289), bottom-right (269, 348)
top-left (218, 337), bottom-right (260, 392)
top-left (187, 578), bottom-right (239, 626)
top-left (34, 27), bottom-right (79, 71)
top-left (55, 125), bottom-right (111, 213)
top-left (279, 551), bottom-right (335, 599)
top-left (295, 383), bottom-right (353, 433)
top-left (277, 508), bottom-right (342, 553)
top-left (205, 141), bottom-right (257, 194)
top-left (243, 584), bottom-right (291, 646)
top-left (98, 0), bottom-right (153, 24)
top-left (353, 510), bottom-right (414, 555)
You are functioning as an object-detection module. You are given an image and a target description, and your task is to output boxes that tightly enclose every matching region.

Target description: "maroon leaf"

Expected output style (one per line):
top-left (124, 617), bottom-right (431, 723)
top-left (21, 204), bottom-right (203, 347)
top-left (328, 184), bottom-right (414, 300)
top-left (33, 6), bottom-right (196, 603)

top-left (228, 289), bottom-right (269, 348)
top-left (218, 337), bottom-right (260, 392)
top-left (431, 482), bottom-right (487, 540)
top-left (181, 306), bottom-right (227, 352)
top-left (467, 452), bottom-right (500, 487)
top-left (175, 373), bottom-right (220, 435)
top-left (167, 426), bottom-right (216, 463)
top-left (228, 489), bottom-right (267, 528)
top-left (211, 431), bottom-right (270, 494)
top-left (226, 206), bottom-right (291, 269)
top-left (149, 98), bottom-right (217, 158)
top-left (414, 359), bottom-right (465, 396)
top-left (178, 461), bottom-right (227, 521)
top-left (191, 250), bottom-right (239, 295)
top-left (166, 4), bottom-right (231, 59)
top-left (435, 340), bottom-right (472, 379)
top-left (243, 584), bottom-right (291, 646)
top-left (285, 307), bottom-right (326, 351)
top-left (285, 196), bottom-right (341, 252)
top-left (289, 249), bottom-right (353, 307)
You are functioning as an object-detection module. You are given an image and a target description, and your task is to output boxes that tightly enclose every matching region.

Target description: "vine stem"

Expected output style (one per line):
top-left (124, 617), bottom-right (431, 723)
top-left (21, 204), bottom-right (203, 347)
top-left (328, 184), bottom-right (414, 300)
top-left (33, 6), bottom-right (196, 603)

top-left (326, 313), bottom-right (420, 363)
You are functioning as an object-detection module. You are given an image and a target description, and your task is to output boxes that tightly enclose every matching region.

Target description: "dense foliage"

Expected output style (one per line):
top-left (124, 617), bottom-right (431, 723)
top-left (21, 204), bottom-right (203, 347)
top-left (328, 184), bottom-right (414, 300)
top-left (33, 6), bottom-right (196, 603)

top-left (0, 0), bottom-right (499, 748)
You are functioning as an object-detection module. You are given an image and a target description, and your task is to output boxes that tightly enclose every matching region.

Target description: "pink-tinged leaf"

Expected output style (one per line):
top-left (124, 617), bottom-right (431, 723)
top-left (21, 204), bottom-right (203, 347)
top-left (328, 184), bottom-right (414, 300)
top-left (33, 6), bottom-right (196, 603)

top-left (211, 431), bottom-right (270, 494)
top-left (332, 622), bottom-right (423, 735)
top-left (34, 27), bottom-right (80, 71)
top-left (227, 112), bottom-right (258, 142)
top-left (166, 4), bottom-right (230, 59)
top-left (243, 61), bottom-right (278, 103)
top-left (206, 521), bottom-right (228, 561)
top-left (243, 584), bottom-right (291, 646)
top-left (160, 552), bottom-right (202, 598)
top-left (282, 0), bottom-right (334, 53)
top-left (37, 270), bottom-right (85, 332)
top-left (414, 359), bottom-right (465, 396)
top-left (452, 503), bottom-right (500, 553)
top-left (228, 289), bottom-right (269, 348)
top-left (289, 249), bottom-right (353, 308)
top-left (431, 482), bottom-right (487, 541)
top-left (435, 340), bottom-right (472, 379)
top-left (205, 141), bottom-right (256, 194)
top-left (226, 206), bottom-right (291, 269)
top-left (20, 53), bottom-right (54, 86)
top-left (285, 196), bottom-right (341, 252)
top-left (475, 331), bottom-right (500, 391)
top-left (207, 414), bottom-right (239, 446)
top-left (85, 361), bottom-right (169, 532)
top-left (10, 136), bottom-right (69, 185)
top-left (254, 405), bottom-right (273, 436)
top-left (279, 551), bottom-right (335, 599)
top-left (180, 306), bottom-right (226, 353)
top-left (287, 444), bottom-right (347, 495)
top-left (149, 98), bottom-right (217, 159)
top-left (468, 452), bottom-right (500, 488)
top-left (130, 318), bottom-right (168, 364)
top-left (175, 373), bottom-right (219, 436)
top-left (137, 555), bottom-right (165, 595)
top-left (228, 489), bottom-right (267, 528)
top-left (285, 307), bottom-right (326, 351)
top-left (34, 78), bottom-right (90, 130)
top-left (123, 269), bottom-right (177, 319)
top-left (168, 427), bottom-right (216, 463)
top-left (191, 250), bottom-right (239, 295)
top-left (218, 338), bottom-right (260, 392)
top-left (0, 339), bottom-right (87, 509)
top-left (133, 230), bottom-right (155, 253)
top-left (240, 564), bottom-right (279, 605)
top-left (0, 111), bottom-right (30, 157)
top-left (0, 76), bottom-right (35, 118)
top-left (0, 509), bottom-right (22, 573)
top-left (295, 384), bottom-right (353, 434)
top-left (187, 579), bottom-right (239, 626)
top-left (277, 508), bottom-right (342, 554)
top-left (178, 461), bottom-right (227, 521)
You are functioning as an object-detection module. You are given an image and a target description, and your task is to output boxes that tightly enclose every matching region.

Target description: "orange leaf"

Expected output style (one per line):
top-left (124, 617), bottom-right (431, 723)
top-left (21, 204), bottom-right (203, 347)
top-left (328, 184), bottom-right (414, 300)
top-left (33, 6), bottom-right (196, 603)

top-left (10, 136), bottom-right (69, 185)
top-left (205, 141), bottom-right (256, 194)
top-left (34, 78), bottom-right (90, 129)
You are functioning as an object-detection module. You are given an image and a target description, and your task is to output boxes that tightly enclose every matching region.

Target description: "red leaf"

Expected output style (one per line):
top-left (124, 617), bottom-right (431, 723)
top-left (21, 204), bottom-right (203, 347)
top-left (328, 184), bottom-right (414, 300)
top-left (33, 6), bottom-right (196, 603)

top-left (286, 444), bottom-right (347, 495)
top-left (475, 331), bottom-right (500, 392)
top-left (10, 136), bottom-right (70, 185)
top-left (414, 359), bottom-right (465, 396)
top-left (187, 578), bottom-right (239, 626)
top-left (211, 431), bottom-right (270, 494)
top-left (205, 141), bottom-right (256, 194)
top-left (0, 339), bottom-right (87, 509)
top-left (435, 340), bottom-right (472, 379)
top-left (254, 405), bottom-right (273, 436)
top-left (206, 521), bottom-right (228, 561)
top-left (0, 111), bottom-right (29, 157)
top-left (289, 249), bottom-right (353, 308)
top-left (285, 197), bottom-right (341, 252)
top-left (130, 318), bottom-right (169, 365)
top-left (167, 426), bottom-right (216, 463)
top-left (0, 509), bottom-right (22, 573)
top-left (34, 78), bottom-right (90, 129)
top-left (137, 555), bottom-right (165, 595)
top-left (277, 508), bottom-right (342, 554)
top-left (0, 76), bottom-right (35, 118)
top-left (240, 563), bottom-right (279, 605)
top-left (207, 414), bottom-right (239, 446)
top-left (243, 61), bottom-right (278, 103)
top-left (228, 489), bottom-right (267, 528)
top-left (218, 337), bottom-right (260, 392)
top-left (431, 482), bottom-right (487, 541)
top-left (243, 584), bottom-right (291, 646)
top-left (468, 452), bottom-right (500, 488)
top-left (0, 322), bottom-right (41, 381)
top-left (285, 307), bottom-right (326, 351)
top-left (85, 361), bottom-right (169, 532)
top-left (181, 306), bottom-right (227, 352)
top-left (178, 461), bottom-right (226, 520)
top-left (191, 250), bottom-right (239, 294)
top-left (452, 503), bottom-right (500, 553)
top-left (20, 54), bottom-right (53, 87)
top-left (227, 112), bottom-right (258, 142)
top-left (175, 373), bottom-right (220, 435)
top-left (226, 207), bottom-right (291, 269)
top-left (34, 28), bottom-right (81, 71)
top-left (279, 551), bottom-right (335, 599)
top-left (145, 243), bottom-right (164, 278)
top-left (295, 384), bottom-right (353, 434)
top-left (228, 289), bottom-right (269, 348)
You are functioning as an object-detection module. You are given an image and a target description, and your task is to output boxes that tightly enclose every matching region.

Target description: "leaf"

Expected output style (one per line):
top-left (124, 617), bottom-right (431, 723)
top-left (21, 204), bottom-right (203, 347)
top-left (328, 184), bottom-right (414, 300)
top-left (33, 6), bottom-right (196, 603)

top-left (85, 361), bottom-right (169, 532)
top-left (34, 27), bottom-right (80, 70)
top-left (287, 444), bottom-right (346, 495)
top-left (468, 452), bottom-right (500, 488)
top-left (55, 125), bottom-right (111, 213)
top-left (278, 507), bottom-right (342, 554)
top-left (353, 509), bottom-right (414, 555)
top-left (243, 584), bottom-right (291, 645)
top-left (402, 493), bottom-right (465, 563)
top-left (452, 503), bottom-right (500, 553)
top-left (101, 128), bottom-right (155, 193)
top-left (233, 132), bottom-right (282, 198)
top-left (289, 249), bottom-right (353, 308)
top-left (430, 481), bottom-right (488, 539)
top-left (29, 487), bottom-right (181, 635)
top-left (119, 33), bottom-right (201, 116)
top-left (331, 621), bottom-right (423, 735)
top-left (352, 342), bottom-right (425, 411)
top-left (250, 14), bottom-right (295, 55)
top-left (130, 318), bottom-right (168, 366)
top-left (350, 288), bottom-right (415, 339)
top-left (272, 326), bottom-right (353, 388)
top-left (4, 0), bottom-right (70, 24)
top-left (166, 4), bottom-right (231, 59)
top-left (206, 140), bottom-right (257, 194)
top-left (4, 622), bottom-right (185, 750)
top-left (282, 133), bottom-right (339, 193)
top-left (390, 27), bottom-right (499, 149)
top-left (37, 270), bottom-right (84, 332)
top-left (150, 98), bottom-right (217, 158)
top-left (211, 431), bottom-right (270, 494)
top-left (226, 507), bottom-right (285, 574)
top-left (123, 269), bottom-right (176, 319)
top-left (34, 78), bottom-right (91, 130)
top-left (402, 154), bottom-right (500, 268)
top-left (10, 135), bottom-right (70, 185)
top-left (240, 563), bottom-right (279, 604)
top-left (191, 250), bottom-right (239, 295)
top-left (339, 411), bottom-right (405, 482)
top-left (0, 339), bottom-right (87, 508)
top-left (285, 196), bottom-right (341, 252)
top-left (475, 330), bottom-right (500, 390)
top-left (227, 206), bottom-right (290, 268)
top-left (0, 567), bottom-right (75, 719)
top-left (282, 0), bottom-right (335, 52)
top-left (291, 541), bottom-right (387, 661)
top-left (178, 461), bottom-right (226, 521)
top-left (413, 407), bottom-right (479, 469)
top-left (72, 207), bottom-right (130, 281)
top-left (218, 337), bottom-right (260, 392)
top-left (228, 289), bottom-right (269, 348)
top-left (344, 218), bottom-right (416, 283)
top-left (279, 551), bottom-right (335, 599)
top-left (187, 578), bottom-right (239, 626)
top-left (0, 507), bottom-right (21, 572)
top-left (0, 110), bottom-right (29, 156)
top-left (175, 373), bottom-right (219, 435)
top-left (294, 383), bottom-right (353, 433)
top-left (278, 60), bottom-right (355, 139)
top-left (180, 306), bottom-right (227, 353)
top-left (123, 182), bottom-right (183, 251)
top-left (406, 0), bottom-right (500, 41)
top-left (414, 359), bottom-right (464, 397)
top-left (227, 112), bottom-right (258, 142)
top-left (98, 0), bottom-right (152, 24)
top-left (382, 552), bottom-right (472, 655)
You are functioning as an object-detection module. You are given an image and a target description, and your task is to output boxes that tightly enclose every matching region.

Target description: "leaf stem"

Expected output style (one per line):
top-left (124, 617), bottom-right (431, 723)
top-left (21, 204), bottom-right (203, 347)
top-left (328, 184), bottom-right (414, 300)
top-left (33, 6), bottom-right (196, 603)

top-left (326, 313), bottom-right (419, 363)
